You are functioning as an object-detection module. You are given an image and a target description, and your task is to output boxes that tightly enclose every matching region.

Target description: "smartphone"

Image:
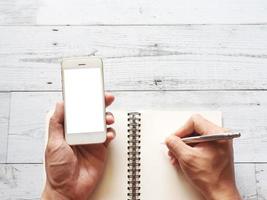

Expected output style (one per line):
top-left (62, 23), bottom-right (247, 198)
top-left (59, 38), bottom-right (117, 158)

top-left (61, 57), bottom-right (106, 145)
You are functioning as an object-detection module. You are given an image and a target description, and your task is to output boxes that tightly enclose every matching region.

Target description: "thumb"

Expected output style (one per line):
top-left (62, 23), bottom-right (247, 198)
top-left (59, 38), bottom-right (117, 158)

top-left (48, 102), bottom-right (65, 143)
top-left (165, 135), bottom-right (192, 159)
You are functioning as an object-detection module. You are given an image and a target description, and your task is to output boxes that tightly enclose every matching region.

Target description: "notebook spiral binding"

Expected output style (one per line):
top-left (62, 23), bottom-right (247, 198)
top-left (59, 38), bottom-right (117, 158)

top-left (127, 112), bottom-right (141, 200)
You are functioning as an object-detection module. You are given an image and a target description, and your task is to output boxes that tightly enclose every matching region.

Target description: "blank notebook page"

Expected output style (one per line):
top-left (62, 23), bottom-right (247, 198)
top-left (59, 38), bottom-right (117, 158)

top-left (91, 111), bottom-right (222, 200)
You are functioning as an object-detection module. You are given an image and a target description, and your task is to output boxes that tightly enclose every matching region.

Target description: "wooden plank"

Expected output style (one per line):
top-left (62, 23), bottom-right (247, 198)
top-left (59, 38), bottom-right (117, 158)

top-left (236, 164), bottom-right (257, 200)
top-left (0, 164), bottom-right (42, 199)
top-left (7, 91), bottom-right (267, 163)
top-left (1, 26), bottom-right (267, 91)
top-left (0, 0), bottom-right (267, 25)
top-left (0, 93), bottom-right (10, 163)
top-left (0, 163), bottom-right (259, 199)
top-left (256, 164), bottom-right (267, 200)
top-left (7, 92), bottom-right (62, 163)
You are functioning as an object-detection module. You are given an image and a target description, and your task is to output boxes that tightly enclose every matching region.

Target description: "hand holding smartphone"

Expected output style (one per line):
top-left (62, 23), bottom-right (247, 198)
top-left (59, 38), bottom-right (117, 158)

top-left (61, 57), bottom-right (107, 145)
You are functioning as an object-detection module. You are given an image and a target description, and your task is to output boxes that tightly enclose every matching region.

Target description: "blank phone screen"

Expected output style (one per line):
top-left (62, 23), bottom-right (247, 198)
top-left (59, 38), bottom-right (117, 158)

top-left (63, 67), bottom-right (105, 134)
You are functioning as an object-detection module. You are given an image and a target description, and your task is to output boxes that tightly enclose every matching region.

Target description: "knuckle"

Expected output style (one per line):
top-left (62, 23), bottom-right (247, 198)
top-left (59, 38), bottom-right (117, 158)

top-left (44, 147), bottom-right (51, 161)
top-left (49, 116), bottom-right (57, 126)
top-left (45, 142), bottom-right (54, 155)
top-left (49, 116), bottom-right (63, 131)
top-left (45, 140), bottom-right (64, 157)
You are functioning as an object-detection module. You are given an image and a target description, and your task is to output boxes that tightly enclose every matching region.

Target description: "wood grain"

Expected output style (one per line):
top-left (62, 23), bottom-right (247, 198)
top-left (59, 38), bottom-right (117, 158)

top-left (6, 91), bottom-right (267, 163)
top-left (1, 0), bottom-right (266, 198)
top-left (256, 164), bottom-right (267, 200)
top-left (0, 163), bottom-right (259, 200)
top-left (0, 0), bottom-right (267, 25)
top-left (8, 92), bottom-right (61, 163)
top-left (0, 26), bottom-right (267, 91)
top-left (0, 93), bottom-right (10, 163)
top-left (236, 164), bottom-right (257, 200)
top-left (0, 164), bottom-right (42, 199)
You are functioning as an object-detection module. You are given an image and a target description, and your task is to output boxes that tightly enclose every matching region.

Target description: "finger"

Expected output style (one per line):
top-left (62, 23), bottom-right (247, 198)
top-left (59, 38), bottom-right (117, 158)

top-left (106, 112), bottom-right (114, 125)
top-left (168, 151), bottom-right (181, 164)
top-left (105, 93), bottom-right (115, 107)
top-left (171, 157), bottom-right (180, 168)
top-left (165, 135), bottom-right (193, 159)
top-left (168, 150), bottom-right (175, 158)
top-left (173, 160), bottom-right (181, 171)
top-left (104, 128), bottom-right (116, 147)
top-left (48, 101), bottom-right (65, 143)
top-left (170, 156), bottom-right (176, 164)
top-left (175, 114), bottom-right (225, 137)
top-left (169, 151), bottom-right (181, 169)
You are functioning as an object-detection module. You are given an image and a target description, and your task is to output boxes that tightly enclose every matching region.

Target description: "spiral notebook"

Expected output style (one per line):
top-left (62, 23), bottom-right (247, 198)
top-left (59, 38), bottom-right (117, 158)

top-left (90, 111), bottom-right (222, 200)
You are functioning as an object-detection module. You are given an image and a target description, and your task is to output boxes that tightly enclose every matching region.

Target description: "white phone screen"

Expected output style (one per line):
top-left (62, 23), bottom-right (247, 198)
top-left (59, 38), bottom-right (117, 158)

top-left (63, 67), bottom-right (105, 134)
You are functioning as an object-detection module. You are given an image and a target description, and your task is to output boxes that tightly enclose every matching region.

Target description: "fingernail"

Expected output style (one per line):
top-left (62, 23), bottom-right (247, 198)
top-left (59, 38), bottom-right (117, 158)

top-left (106, 92), bottom-right (114, 98)
top-left (107, 114), bottom-right (114, 122)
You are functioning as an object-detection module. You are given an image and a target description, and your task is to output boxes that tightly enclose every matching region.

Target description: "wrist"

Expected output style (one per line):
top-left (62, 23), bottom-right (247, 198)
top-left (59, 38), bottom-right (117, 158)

top-left (42, 183), bottom-right (70, 200)
top-left (204, 183), bottom-right (241, 200)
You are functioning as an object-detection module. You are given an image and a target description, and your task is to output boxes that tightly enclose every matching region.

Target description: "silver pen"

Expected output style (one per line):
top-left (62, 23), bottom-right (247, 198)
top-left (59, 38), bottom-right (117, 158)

top-left (181, 132), bottom-right (241, 144)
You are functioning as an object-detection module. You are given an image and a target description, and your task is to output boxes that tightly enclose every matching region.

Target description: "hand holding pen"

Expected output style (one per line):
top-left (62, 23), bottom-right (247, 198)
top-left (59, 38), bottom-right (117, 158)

top-left (165, 114), bottom-right (242, 200)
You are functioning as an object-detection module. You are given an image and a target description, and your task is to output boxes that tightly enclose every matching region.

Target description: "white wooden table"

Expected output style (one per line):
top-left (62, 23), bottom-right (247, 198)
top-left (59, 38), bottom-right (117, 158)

top-left (0, 0), bottom-right (267, 199)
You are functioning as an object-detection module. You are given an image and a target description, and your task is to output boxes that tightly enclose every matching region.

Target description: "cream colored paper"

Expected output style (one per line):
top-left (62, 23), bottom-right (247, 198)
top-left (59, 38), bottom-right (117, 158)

top-left (91, 111), bottom-right (222, 200)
